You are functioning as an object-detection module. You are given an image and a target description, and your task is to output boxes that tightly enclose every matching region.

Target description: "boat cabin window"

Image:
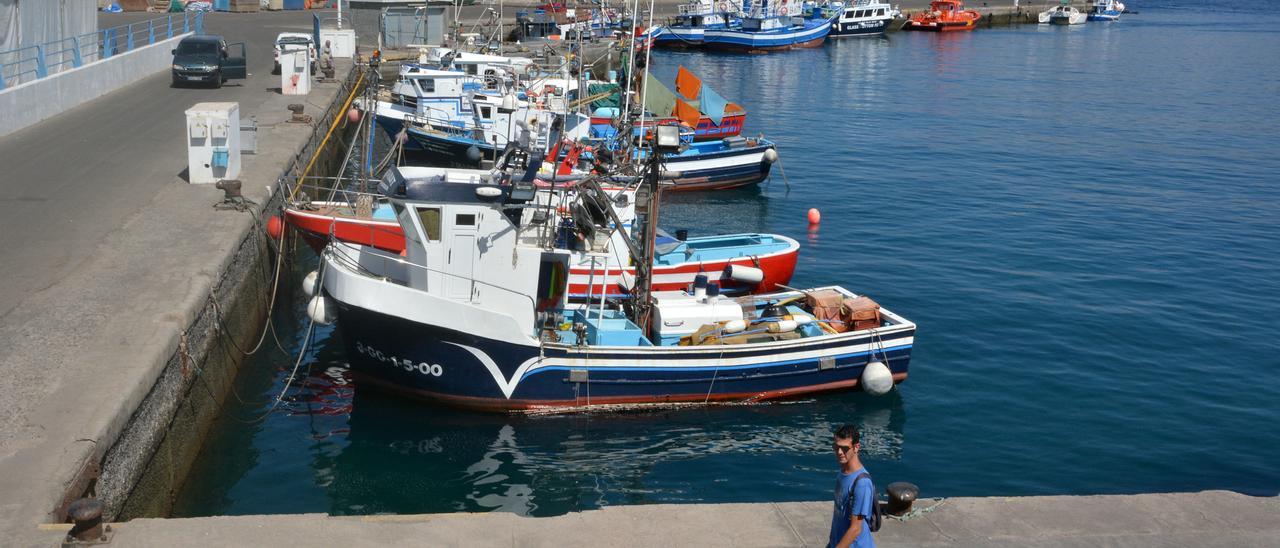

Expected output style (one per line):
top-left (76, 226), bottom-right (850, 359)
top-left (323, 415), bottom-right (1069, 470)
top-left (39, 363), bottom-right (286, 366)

top-left (479, 106), bottom-right (492, 119)
top-left (877, 8), bottom-right (885, 15)
top-left (856, 9), bottom-right (866, 17)
top-left (455, 213), bottom-right (476, 226)
top-left (416, 79), bottom-right (435, 93)
top-left (417, 207), bottom-right (442, 241)
top-left (395, 204), bottom-right (421, 243)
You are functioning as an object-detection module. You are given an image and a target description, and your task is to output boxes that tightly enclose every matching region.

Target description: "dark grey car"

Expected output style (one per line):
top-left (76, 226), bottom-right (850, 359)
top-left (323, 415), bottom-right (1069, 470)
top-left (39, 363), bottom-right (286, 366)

top-left (171, 35), bottom-right (247, 88)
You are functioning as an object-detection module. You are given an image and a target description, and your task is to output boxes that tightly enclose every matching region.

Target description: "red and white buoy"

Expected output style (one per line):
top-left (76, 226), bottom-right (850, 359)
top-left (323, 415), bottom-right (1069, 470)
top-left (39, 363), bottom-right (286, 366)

top-left (347, 107), bottom-right (361, 123)
top-left (807, 208), bottom-right (821, 225)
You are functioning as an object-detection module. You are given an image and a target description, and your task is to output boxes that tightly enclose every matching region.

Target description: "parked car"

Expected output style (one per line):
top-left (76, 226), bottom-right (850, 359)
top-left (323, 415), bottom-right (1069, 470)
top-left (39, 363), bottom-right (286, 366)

top-left (171, 35), bottom-right (246, 88)
top-left (273, 32), bottom-right (317, 75)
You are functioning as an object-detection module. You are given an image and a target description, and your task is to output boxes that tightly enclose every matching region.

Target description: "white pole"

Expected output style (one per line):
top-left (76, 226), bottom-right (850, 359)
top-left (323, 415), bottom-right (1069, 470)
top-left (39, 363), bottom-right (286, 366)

top-left (337, 0), bottom-right (342, 30)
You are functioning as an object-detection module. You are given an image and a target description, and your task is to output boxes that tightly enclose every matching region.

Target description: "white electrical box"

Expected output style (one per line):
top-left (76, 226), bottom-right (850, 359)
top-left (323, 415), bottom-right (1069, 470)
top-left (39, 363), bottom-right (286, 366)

top-left (319, 29), bottom-right (356, 58)
top-left (281, 49), bottom-right (311, 96)
top-left (185, 102), bottom-right (241, 184)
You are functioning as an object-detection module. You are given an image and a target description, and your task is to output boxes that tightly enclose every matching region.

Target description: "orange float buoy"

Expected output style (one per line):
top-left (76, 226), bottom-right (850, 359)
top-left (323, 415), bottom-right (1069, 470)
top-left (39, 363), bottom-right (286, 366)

top-left (266, 215), bottom-right (285, 240)
top-left (348, 107), bottom-right (361, 123)
top-left (807, 208), bottom-right (821, 225)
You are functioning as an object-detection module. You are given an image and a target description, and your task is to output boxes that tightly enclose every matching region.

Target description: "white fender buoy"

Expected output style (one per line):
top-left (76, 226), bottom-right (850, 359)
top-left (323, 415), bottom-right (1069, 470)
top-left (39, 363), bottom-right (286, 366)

top-left (301, 270), bottom-right (321, 298)
top-left (861, 360), bottom-right (893, 396)
top-left (306, 295), bottom-right (335, 325)
top-left (791, 314), bottom-right (813, 325)
top-left (722, 319), bottom-right (747, 333)
top-left (725, 264), bottom-right (764, 284)
top-left (762, 148), bottom-right (779, 164)
top-left (466, 145), bottom-right (482, 162)
top-left (766, 319), bottom-right (798, 333)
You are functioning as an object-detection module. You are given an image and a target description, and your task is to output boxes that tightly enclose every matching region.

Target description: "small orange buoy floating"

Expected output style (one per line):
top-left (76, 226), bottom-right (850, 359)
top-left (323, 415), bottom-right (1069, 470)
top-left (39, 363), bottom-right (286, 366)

top-left (807, 208), bottom-right (821, 225)
top-left (267, 215), bottom-right (285, 240)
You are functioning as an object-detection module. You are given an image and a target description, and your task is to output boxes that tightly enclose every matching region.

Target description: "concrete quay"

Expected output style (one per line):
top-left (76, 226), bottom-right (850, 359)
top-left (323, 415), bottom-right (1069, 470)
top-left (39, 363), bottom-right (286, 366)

top-left (0, 10), bottom-right (356, 546)
top-left (31, 491), bottom-right (1280, 547)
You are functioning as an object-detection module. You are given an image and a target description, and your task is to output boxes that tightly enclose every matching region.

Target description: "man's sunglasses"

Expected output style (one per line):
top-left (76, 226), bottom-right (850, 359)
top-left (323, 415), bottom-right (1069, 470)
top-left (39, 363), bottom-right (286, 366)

top-left (833, 444), bottom-right (854, 453)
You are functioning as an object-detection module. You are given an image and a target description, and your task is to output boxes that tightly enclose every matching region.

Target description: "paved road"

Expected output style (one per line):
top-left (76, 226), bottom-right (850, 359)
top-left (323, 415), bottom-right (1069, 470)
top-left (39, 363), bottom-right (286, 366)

top-left (0, 11), bottom-right (324, 319)
top-left (0, 11), bottom-right (351, 541)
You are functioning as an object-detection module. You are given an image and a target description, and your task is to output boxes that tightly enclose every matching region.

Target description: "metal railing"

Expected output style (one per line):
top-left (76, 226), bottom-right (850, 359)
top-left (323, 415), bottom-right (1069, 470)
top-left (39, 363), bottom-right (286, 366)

top-left (0, 11), bottom-right (204, 91)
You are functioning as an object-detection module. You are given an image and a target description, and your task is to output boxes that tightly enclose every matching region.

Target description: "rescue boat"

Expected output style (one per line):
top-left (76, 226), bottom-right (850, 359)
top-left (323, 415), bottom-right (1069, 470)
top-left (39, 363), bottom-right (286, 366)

top-left (902, 0), bottom-right (981, 31)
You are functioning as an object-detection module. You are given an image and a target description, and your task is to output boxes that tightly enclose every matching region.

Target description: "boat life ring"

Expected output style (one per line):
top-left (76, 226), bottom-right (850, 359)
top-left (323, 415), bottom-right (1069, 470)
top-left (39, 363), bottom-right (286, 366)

top-left (718, 0), bottom-right (728, 11)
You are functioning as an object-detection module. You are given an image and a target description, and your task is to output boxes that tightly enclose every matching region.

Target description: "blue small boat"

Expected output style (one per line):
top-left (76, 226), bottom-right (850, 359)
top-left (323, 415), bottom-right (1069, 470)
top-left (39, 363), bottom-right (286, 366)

top-left (653, 0), bottom-right (738, 48)
top-left (1087, 0), bottom-right (1124, 21)
top-left (702, 0), bottom-right (835, 52)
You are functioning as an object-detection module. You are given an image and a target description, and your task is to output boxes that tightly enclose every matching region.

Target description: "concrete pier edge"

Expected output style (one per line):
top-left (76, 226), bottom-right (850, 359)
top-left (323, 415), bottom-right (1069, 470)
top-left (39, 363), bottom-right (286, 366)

top-left (32, 491), bottom-right (1280, 547)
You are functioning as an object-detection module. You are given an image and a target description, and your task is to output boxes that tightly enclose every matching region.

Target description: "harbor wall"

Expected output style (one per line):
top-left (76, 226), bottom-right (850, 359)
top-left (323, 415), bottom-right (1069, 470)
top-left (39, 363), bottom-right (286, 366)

top-left (85, 65), bottom-right (363, 522)
top-left (0, 32), bottom-right (190, 139)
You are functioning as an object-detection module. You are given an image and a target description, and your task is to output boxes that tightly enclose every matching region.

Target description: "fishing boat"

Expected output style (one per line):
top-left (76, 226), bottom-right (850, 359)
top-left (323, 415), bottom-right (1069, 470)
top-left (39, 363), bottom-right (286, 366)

top-left (829, 0), bottom-right (901, 37)
top-left (285, 165), bottom-right (799, 298)
top-left (1087, 0), bottom-right (1124, 21)
top-left (653, 133), bottom-right (780, 191)
top-left (902, 0), bottom-right (980, 31)
top-left (702, 0), bottom-right (835, 52)
top-left (1040, 2), bottom-right (1087, 24)
top-left (652, 0), bottom-right (738, 48)
top-left (310, 134), bottom-right (914, 411)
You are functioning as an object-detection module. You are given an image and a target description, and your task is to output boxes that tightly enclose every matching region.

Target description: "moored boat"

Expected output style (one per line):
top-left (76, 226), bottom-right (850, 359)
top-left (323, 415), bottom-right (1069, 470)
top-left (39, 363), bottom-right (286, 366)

top-left (311, 148), bottom-right (914, 412)
top-left (829, 0), bottom-right (901, 37)
top-left (1040, 3), bottom-right (1087, 25)
top-left (902, 0), bottom-right (981, 31)
top-left (1087, 0), bottom-right (1124, 21)
top-left (702, 0), bottom-right (835, 52)
top-left (285, 165), bottom-right (799, 298)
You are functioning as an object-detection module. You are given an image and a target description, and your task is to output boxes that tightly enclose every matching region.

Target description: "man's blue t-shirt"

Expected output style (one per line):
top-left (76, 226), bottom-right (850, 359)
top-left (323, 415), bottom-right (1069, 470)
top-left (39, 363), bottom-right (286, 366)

top-left (827, 468), bottom-right (875, 548)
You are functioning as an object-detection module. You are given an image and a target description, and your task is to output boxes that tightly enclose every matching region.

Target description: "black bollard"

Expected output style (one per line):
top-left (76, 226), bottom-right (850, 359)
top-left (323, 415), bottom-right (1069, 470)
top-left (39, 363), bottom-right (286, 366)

top-left (885, 482), bottom-right (920, 516)
top-left (65, 498), bottom-right (107, 543)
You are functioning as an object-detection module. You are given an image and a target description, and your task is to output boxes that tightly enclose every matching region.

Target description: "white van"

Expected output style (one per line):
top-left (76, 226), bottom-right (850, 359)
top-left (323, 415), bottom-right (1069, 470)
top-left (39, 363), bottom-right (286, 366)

top-left (273, 32), bottom-right (317, 74)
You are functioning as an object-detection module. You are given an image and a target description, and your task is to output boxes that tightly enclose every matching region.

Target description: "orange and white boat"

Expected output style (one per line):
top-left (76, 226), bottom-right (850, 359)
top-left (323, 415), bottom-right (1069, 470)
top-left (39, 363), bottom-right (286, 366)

top-left (902, 0), bottom-right (981, 32)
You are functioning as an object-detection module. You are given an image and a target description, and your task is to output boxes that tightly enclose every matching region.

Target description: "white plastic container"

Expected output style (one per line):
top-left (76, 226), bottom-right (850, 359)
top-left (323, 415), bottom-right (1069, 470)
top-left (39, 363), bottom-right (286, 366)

top-left (652, 291), bottom-right (744, 345)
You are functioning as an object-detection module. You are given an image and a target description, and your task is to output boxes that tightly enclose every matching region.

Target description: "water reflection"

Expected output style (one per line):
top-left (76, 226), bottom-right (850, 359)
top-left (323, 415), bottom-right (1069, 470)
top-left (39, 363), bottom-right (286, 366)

top-left (320, 378), bottom-right (907, 516)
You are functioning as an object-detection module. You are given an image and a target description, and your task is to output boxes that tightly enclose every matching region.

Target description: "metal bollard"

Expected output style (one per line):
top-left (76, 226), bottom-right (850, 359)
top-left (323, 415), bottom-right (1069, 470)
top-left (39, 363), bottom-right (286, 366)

top-left (63, 498), bottom-right (112, 545)
top-left (885, 482), bottom-right (919, 516)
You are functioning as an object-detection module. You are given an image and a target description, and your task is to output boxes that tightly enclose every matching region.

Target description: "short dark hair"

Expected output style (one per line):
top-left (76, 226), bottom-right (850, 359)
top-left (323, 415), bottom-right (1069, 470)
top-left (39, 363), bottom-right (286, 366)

top-left (834, 424), bottom-right (860, 445)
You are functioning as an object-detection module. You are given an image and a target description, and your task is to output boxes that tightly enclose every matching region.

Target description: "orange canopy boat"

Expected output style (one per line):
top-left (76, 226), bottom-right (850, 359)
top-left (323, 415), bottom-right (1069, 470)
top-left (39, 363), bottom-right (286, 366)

top-left (902, 0), bottom-right (982, 31)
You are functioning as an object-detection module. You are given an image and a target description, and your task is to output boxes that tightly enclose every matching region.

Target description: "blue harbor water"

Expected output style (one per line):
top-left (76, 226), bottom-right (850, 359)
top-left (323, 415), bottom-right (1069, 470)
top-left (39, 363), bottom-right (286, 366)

top-left (173, 2), bottom-right (1280, 517)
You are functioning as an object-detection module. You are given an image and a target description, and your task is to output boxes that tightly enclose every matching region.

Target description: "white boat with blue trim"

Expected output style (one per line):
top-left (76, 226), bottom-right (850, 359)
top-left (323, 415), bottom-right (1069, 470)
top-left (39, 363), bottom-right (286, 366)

top-left (1087, 0), bottom-right (1124, 21)
top-left (702, 0), bottom-right (835, 52)
top-left (312, 143), bottom-right (915, 412)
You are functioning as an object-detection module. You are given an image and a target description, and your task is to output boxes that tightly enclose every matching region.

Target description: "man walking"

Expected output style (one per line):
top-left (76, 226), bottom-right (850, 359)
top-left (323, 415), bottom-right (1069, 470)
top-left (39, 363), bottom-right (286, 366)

top-left (828, 424), bottom-right (875, 548)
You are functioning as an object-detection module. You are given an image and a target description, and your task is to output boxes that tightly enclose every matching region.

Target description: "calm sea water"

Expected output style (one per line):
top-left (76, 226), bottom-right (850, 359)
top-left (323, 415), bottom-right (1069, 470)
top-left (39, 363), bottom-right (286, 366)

top-left (173, 2), bottom-right (1280, 517)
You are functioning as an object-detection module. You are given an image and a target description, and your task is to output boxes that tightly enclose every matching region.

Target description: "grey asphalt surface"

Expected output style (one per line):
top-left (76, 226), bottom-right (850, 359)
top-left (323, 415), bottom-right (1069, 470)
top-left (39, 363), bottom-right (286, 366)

top-left (0, 10), bottom-right (350, 544)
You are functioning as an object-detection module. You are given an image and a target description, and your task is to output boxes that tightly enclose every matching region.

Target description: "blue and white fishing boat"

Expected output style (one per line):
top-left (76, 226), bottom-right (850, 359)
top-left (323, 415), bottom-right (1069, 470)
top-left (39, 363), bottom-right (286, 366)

top-left (1087, 0), bottom-right (1124, 21)
top-left (653, 0), bottom-right (738, 48)
top-left (702, 0), bottom-right (835, 52)
top-left (829, 0), bottom-right (901, 37)
top-left (652, 135), bottom-right (780, 191)
top-left (312, 144), bottom-right (914, 412)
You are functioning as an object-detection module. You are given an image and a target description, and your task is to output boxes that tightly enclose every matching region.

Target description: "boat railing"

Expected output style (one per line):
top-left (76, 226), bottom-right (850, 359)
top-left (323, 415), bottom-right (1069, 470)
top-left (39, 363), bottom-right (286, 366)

top-left (1, 11), bottom-right (204, 90)
top-left (290, 176), bottom-right (386, 208)
top-left (327, 241), bottom-right (539, 313)
top-left (404, 110), bottom-right (476, 138)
